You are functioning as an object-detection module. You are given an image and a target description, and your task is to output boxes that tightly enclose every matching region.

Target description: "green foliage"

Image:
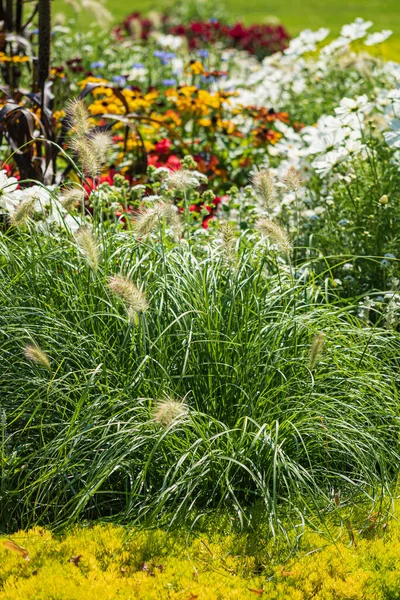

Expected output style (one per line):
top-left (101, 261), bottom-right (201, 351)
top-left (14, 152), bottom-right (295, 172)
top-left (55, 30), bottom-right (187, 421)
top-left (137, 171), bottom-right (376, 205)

top-left (1, 220), bottom-right (400, 533)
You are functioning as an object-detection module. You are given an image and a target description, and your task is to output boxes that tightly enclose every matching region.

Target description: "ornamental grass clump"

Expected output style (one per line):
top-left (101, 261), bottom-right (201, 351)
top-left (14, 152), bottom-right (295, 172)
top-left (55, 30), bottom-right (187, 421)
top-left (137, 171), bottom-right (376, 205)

top-left (1, 218), bottom-right (400, 539)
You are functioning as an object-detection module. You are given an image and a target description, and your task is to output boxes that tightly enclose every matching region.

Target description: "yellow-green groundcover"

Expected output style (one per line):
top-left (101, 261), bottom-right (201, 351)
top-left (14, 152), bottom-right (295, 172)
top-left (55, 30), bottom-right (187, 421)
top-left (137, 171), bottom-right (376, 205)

top-left (1, 515), bottom-right (400, 600)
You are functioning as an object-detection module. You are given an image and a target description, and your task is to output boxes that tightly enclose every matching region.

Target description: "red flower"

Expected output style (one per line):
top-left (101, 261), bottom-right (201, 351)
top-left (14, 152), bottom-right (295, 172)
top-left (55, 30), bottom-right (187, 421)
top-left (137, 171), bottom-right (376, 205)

top-left (165, 155), bottom-right (181, 170)
top-left (155, 138), bottom-right (173, 154)
top-left (202, 214), bottom-right (214, 229)
top-left (147, 154), bottom-right (182, 170)
top-left (83, 170), bottom-right (117, 196)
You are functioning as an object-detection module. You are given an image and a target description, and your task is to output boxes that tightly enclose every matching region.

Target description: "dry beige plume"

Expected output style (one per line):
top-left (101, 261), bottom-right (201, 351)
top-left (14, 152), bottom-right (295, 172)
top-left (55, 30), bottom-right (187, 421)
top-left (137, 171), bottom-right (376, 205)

top-left (60, 187), bottom-right (85, 211)
top-left (10, 198), bottom-right (36, 226)
top-left (252, 170), bottom-right (277, 209)
top-left (70, 137), bottom-right (100, 179)
top-left (309, 332), bottom-right (325, 371)
top-left (70, 129), bottom-right (113, 178)
top-left (65, 0), bottom-right (112, 25)
top-left (54, 12), bottom-right (67, 25)
top-left (166, 169), bottom-right (198, 191)
top-left (66, 99), bottom-right (91, 138)
top-left (256, 218), bottom-right (291, 254)
top-left (107, 275), bottom-right (149, 320)
top-left (220, 221), bottom-right (237, 266)
top-left (153, 398), bottom-right (189, 427)
top-left (134, 202), bottom-right (181, 237)
top-left (90, 131), bottom-right (113, 166)
top-left (127, 17), bottom-right (142, 38)
top-left (81, 0), bottom-right (112, 24)
top-left (283, 166), bottom-right (303, 192)
top-left (23, 343), bottom-right (51, 371)
top-left (75, 226), bottom-right (101, 270)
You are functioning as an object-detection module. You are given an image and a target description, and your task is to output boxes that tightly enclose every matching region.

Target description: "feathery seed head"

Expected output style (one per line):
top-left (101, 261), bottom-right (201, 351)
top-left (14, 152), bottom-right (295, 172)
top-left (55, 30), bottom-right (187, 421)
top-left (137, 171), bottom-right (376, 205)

top-left (75, 226), bottom-right (101, 270)
top-left (23, 343), bottom-right (51, 371)
top-left (252, 170), bottom-right (276, 209)
top-left (70, 137), bottom-right (100, 178)
top-left (283, 166), bottom-right (303, 192)
top-left (133, 206), bottom-right (160, 236)
top-left (10, 198), bottom-right (36, 226)
top-left (60, 187), bottom-right (85, 211)
top-left (134, 202), bottom-right (181, 236)
top-left (153, 398), bottom-right (189, 427)
top-left (89, 131), bottom-right (113, 165)
top-left (107, 275), bottom-right (149, 318)
top-left (309, 332), bottom-right (325, 371)
top-left (81, 0), bottom-right (112, 25)
top-left (166, 168), bottom-right (206, 191)
top-left (66, 99), bottom-right (91, 138)
top-left (220, 221), bottom-right (237, 265)
top-left (256, 218), bottom-right (291, 254)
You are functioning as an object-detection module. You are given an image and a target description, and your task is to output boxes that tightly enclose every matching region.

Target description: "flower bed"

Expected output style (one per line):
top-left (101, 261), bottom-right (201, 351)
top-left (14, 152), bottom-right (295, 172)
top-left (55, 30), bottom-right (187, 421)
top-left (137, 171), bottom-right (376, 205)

top-left (114, 12), bottom-right (290, 60)
top-left (1, 3), bottom-right (400, 572)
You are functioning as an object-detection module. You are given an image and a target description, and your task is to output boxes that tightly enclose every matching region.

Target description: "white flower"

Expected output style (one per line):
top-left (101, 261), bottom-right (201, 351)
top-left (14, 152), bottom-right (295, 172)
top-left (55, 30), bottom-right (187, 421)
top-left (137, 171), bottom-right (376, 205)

top-left (303, 123), bottom-right (347, 155)
top-left (364, 30), bottom-right (392, 46)
top-left (127, 65), bottom-right (147, 83)
top-left (0, 170), bottom-right (19, 212)
top-left (46, 202), bottom-right (82, 232)
top-left (321, 37), bottom-right (349, 55)
top-left (312, 147), bottom-right (349, 178)
top-left (386, 89), bottom-right (400, 116)
top-left (387, 89), bottom-right (400, 101)
top-left (340, 18), bottom-right (373, 41)
top-left (152, 33), bottom-right (183, 51)
top-left (302, 115), bottom-right (361, 157)
top-left (284, 27), bottom-right (329, 57)
top-left (384, 119), bottom-right (400, 148)
top-left (344, 138), bottom-right (363, 156)
top-left (334, 95), bottom-right (371, 124)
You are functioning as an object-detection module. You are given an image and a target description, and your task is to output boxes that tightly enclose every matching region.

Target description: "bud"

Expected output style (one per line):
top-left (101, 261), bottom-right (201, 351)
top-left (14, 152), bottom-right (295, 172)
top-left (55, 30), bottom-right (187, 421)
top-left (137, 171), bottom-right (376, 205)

top-left (379, 195), bottom-right (389, 205)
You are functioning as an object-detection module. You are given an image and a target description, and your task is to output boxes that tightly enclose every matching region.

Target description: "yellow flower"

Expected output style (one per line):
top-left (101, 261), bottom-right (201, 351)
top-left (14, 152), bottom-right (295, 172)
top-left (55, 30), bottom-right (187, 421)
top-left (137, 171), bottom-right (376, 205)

top-left (53, 110), bottom-right (66, 122)
top-left (77, 76), bottom-right (108, 89)
top-left (0, 53), bottom-right (30, 63)
top-left (13, 55), bottom-right (30, 63)
top-left (188, 61), bottom-right (205, 75)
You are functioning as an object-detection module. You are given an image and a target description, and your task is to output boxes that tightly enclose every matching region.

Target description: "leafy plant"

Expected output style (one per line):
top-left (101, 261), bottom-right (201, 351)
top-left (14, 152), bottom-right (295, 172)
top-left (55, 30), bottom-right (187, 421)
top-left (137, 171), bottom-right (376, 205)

top-left (1, 211), bottom-right (399, 534)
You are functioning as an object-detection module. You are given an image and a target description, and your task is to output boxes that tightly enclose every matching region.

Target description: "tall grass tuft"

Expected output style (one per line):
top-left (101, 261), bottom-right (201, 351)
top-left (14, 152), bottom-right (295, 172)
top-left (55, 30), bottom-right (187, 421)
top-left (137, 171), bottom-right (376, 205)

top-left (0, 225), bottom-right (400, 538)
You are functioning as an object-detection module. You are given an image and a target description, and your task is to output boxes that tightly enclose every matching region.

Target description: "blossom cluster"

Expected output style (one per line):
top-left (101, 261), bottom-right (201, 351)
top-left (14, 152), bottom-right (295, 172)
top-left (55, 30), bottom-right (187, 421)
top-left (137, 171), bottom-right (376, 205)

top-left (114, 12), bottom-right (290, 60)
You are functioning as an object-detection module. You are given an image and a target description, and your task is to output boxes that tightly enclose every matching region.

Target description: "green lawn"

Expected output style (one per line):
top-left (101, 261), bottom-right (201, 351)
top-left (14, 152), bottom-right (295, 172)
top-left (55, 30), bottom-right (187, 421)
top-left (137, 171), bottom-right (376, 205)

top-left (55, 0), bottom-right (400, 59)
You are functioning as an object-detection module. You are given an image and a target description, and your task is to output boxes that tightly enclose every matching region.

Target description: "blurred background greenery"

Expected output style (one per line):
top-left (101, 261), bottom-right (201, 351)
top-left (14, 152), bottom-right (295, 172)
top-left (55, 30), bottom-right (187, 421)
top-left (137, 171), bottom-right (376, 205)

top-left (54, 0), bottom-right (400, 59)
